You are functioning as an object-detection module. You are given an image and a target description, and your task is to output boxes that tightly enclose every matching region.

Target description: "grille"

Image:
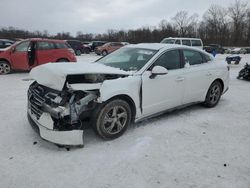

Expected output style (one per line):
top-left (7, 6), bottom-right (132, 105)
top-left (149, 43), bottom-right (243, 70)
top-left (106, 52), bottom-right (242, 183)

top-left (28, 85), bottom-right (46, 120)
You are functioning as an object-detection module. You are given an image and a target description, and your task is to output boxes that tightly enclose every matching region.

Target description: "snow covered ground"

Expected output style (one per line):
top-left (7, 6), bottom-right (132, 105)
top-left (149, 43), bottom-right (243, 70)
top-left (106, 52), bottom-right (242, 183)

top-left (0, 53), bottom-right (250, 188)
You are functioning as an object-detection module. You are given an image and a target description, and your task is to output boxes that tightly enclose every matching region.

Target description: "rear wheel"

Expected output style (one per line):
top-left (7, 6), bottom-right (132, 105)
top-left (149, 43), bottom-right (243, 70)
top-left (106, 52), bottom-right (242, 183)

top-left (84, 48), bottom-right (90, 54)
top-left (93, 99), bottom-right (132, 140)
top-left (203, 81), bottom-right (222, 108)
top-left (0, 61), bottom-right (11, 74)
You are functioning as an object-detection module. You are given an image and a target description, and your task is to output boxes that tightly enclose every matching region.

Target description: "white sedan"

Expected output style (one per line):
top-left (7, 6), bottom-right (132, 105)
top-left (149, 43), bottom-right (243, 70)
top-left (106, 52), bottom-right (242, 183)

top-left (27, 43), bottom-right (229, 146)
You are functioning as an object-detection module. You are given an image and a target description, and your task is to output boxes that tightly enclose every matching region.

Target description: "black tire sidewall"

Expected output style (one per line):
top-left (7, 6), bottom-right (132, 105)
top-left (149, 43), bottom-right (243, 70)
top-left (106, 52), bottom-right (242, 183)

top-left (94, 99), bottom-right (132, 140)
top-left (204, 81), bottom-right (222, 108)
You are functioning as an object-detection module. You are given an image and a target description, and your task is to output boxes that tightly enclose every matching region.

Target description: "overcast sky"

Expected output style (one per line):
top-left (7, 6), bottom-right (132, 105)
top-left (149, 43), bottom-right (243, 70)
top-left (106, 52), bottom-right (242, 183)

top-left (0, 0), bottom-right (237, 35)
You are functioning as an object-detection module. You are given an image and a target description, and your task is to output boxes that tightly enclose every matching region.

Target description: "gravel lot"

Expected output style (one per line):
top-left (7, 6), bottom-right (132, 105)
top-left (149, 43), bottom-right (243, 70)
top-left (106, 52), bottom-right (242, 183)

top-left (0, 53), bottom-right (250, 188)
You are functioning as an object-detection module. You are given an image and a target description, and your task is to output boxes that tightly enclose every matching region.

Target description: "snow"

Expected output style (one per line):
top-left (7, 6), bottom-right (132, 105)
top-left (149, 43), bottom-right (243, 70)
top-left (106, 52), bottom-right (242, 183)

top-left (0, 53), bottom-right (250, 188)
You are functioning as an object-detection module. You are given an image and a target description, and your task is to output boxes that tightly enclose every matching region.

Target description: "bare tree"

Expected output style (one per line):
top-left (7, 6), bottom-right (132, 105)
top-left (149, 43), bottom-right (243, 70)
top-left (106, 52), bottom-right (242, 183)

top-left (202, 5), bottom-right (229, 45)
top-left (228, 0), bottom-right (249, 45)
top-left (172, 11), bottom-right (198, 37)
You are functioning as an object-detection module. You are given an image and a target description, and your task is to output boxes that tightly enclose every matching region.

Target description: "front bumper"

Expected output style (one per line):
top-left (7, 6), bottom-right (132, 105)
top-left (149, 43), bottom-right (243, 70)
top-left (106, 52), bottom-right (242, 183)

top-left (27, 109), bottom-right (84, 146)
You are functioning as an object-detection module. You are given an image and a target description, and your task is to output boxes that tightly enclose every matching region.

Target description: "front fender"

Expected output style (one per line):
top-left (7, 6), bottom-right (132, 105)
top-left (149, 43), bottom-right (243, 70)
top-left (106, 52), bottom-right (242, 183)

top-left (98, 76), bottom-right (142, 118)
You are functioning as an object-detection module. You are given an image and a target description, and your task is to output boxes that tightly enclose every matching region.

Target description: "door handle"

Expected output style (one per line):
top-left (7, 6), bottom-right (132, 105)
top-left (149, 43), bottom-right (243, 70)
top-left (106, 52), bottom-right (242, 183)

top-left (175, 77), bottom-right (185, 82)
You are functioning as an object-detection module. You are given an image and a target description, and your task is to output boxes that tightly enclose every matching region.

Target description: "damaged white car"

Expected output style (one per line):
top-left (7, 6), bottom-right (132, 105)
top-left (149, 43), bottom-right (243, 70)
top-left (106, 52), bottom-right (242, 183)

top-left (27, 43), bottom-right (229, 146)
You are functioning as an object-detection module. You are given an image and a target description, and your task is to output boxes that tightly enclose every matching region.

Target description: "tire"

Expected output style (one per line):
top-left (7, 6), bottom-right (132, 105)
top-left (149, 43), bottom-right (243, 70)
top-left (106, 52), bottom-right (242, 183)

top-left (203, 81), bottom-right (222, 108)
top-left (84, 48), bottom-right (90, 54)
top-left (102, 50), bottom-right (108, 56)
top-left (57, 58), bottom-right (69, 62)
top-left (93, 99), bottom-right (132, 140)
top-left (75, 50), bottom-right (81, 56)
top-left (0, 61), bottom-right (11, 74)
top-left (235, 60), bottom-right (240, 65)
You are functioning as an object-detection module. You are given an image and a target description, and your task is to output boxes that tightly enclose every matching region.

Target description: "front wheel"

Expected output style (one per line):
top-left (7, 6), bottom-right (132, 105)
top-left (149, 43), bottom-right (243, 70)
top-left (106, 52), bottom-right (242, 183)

top-left (0, 61), bottom-right (11, 74)
top-left (93, 99), bottom-right (132, 140)
top-left (102, 50), bottom-right (108, 56)
top-left (203, 81), bottom-right (222, 108)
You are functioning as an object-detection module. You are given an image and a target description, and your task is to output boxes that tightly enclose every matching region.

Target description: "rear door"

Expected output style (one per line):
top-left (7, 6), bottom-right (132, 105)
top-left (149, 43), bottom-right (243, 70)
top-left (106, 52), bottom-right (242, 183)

top-left (36, 41), bottom-right (56, 65)
top-left (10, 41), bottom-right (30, 70)
top-left (182, 49), bottom-right (213, 104)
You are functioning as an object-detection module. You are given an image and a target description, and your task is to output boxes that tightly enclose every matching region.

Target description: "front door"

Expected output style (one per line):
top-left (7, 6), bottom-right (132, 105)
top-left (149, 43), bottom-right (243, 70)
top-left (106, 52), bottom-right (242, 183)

top-left (10, 41), bottom-right (30, 70)
top-left (142, 50), bottom-right (186, 116)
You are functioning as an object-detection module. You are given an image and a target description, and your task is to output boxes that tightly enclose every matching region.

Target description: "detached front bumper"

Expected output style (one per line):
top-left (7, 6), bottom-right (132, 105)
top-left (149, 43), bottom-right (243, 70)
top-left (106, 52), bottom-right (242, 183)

top-left (27, 109), bottom-right (84, 146)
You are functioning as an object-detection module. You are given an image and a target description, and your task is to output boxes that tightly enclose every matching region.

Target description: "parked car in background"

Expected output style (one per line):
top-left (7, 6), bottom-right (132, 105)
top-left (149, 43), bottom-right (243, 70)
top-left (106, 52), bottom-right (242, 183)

top-left (226, 55), bottom-right (241, 64)
top-left (203, 44), bottom-right (225, 54)
top-left (66, 40), bottom-right (86, 56)
top-left (0, 38), bottom-right (76, 74)
top-left (95, 42), bottom-right (124, 56)
top-left (231, 48), bottom-right (247, 54)
top-left (27, 43), bottom-right (229, 146)
top-left (224, 48), bottom-right (232, 54)
top-left (160, 37), bottom-right (203, 49)
top-left (245, 47), bottom-right (250, 54)
top-left (0, 39), bottom-right (15, 49)
top-left (88, 41), bottom-right (107, 51)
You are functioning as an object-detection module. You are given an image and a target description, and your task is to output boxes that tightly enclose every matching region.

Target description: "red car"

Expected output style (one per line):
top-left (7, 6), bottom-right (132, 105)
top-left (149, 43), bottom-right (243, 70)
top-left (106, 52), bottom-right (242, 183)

top-left (0, 38), bottom-right (77, 74)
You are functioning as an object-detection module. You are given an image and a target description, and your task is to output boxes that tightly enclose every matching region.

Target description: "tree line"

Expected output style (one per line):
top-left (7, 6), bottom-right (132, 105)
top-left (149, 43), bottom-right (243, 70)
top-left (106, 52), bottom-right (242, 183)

top-left (0, 0), bottom-right (249, 46)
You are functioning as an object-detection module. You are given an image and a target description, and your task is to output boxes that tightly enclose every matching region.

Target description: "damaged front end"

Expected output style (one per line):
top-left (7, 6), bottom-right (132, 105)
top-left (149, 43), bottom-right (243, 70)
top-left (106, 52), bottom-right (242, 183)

top-left (27, 81), bottom-right (99, 146)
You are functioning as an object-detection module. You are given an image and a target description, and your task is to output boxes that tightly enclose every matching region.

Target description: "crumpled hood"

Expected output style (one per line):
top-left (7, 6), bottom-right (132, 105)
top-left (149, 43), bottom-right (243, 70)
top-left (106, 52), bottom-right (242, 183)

top-left (30, 62), bottom-right (131, 90)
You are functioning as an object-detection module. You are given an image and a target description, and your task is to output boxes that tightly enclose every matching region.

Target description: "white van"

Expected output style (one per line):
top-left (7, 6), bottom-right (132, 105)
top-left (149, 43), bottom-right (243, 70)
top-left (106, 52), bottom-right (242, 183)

top-left (160, 37), bottom-right (203, 49)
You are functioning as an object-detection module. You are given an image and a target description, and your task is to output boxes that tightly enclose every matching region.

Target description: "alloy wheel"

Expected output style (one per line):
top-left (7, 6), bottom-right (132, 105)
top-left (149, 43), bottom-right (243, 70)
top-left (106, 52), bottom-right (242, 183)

top-left (209, 84), bottom-right (221, 105)
top-left (0, 62), bottom-right (11, 74)
top-left (103, 106), bottom-right (128, 135)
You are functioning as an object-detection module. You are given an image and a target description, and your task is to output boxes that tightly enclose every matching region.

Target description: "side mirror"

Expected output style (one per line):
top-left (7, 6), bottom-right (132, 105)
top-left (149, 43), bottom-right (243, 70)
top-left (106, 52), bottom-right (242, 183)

top-left (150, 66), bottom-right (168, 79)
top-left (11, 48), bottom-right (15, 53)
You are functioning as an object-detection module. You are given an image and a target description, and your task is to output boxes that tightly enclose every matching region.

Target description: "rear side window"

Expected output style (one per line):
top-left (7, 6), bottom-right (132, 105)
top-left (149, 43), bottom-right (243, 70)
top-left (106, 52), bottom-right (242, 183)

top-left (55, 42), bottom-right (69, 49)
top-left (175, 40), bottom-right (181, 44)
top-left (182, 40), bottom-right (191, 46)
top-left (37, 42), bottom-right (55, 50)
top-left (154, 50), bottom-right (181, 70)
top-left (191, 40), bottom-right (202, 47)
top-left (183, 50), bottom-right (203, 65)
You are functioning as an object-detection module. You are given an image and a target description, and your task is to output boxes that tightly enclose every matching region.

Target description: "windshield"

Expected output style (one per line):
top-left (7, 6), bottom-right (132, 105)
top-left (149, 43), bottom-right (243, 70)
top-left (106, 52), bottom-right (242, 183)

top-left (161, 39), bottom-right (175, 44)
top-left (96, 47), bottom-right (158, 71)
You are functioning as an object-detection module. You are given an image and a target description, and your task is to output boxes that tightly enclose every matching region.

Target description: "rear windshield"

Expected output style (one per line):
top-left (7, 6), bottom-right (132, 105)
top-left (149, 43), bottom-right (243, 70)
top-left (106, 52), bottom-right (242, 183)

top-left (191, 40), bottom-right (202, 46)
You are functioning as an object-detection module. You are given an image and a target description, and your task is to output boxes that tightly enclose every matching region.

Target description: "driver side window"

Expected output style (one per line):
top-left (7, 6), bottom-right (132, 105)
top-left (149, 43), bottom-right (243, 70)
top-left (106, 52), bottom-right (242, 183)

top-left (154, 50), bottom-right (181, 70)
top-left (15, 41), bottom-right (30, 52)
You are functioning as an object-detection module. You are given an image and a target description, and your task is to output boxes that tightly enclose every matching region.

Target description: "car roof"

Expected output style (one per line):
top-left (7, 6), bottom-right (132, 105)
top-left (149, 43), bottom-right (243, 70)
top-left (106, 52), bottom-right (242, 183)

top-left (162, 37), bottom-right (202, 40)
top-left (23, 38), bottom-right (65, 43)
top-left (127, 43), bottom-right (201, 51)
